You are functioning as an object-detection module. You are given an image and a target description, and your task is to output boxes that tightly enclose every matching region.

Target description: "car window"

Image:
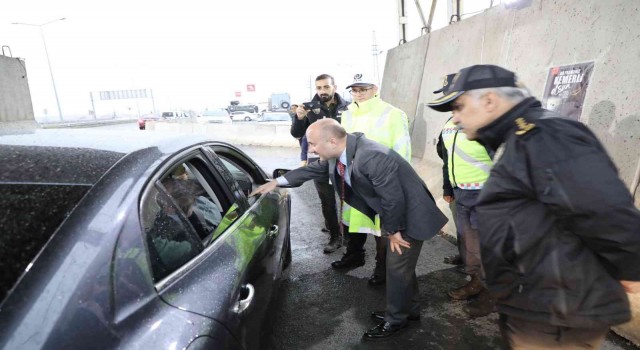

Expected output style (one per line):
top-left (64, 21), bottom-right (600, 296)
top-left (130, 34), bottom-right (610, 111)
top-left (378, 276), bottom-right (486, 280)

top-left (140, 155), bottom-right (249, 282)
top-left (0, 184), bottom-right (90, 301)
top-left (141, 181), bottom-right (203, 282)
top-left (212, 154), bottom-right (266, 207)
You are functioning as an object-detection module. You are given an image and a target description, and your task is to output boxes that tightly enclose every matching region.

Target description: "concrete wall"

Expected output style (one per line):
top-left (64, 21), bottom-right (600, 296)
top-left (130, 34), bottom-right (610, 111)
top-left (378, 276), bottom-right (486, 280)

top-left (0, 55), bottom-right (35, 123)
top-left (381, 0), bottom-right (640, 343)
top-left (382, 0), bottom-right (640, 210)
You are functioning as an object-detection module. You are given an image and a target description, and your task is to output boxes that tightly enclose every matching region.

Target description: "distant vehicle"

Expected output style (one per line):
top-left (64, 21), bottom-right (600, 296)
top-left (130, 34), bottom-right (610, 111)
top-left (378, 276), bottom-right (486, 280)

top-left (231, 111), bottom-right (256, 121)
top-left (0, 130), bottom-right (291, 350)
top-left (161, 111), bottom-right (189, 119)
top-left (268, 93), bottom-right (291, 112)
top-left (228, 101), bottom-right (259, 114)
top-left (197, 108), bottom-right (232, 124)
top-left (259, 112), bottom-right (292, 124)
top-left (137, 113), bottom-right (162, 130)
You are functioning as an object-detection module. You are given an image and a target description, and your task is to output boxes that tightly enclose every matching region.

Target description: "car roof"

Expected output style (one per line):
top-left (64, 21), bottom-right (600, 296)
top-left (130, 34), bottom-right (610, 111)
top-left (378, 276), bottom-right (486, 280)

top-left (0, 129), bottom-right (212, 185)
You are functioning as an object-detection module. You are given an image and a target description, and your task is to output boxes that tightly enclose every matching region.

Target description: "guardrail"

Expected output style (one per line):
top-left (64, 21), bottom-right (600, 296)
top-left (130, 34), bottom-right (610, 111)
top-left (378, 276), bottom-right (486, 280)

top-left (38, 118), bottom-right (137, 129)
top-left (148, 120), bottom-right (300, 148)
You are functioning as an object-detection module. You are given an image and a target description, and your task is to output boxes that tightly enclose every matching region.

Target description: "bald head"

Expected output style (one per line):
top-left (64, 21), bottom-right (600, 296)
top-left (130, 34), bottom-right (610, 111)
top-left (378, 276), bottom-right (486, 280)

top-left (308, 118), bottom-right (347, 140)
top-left (306, 119), bottom-right (347, 161)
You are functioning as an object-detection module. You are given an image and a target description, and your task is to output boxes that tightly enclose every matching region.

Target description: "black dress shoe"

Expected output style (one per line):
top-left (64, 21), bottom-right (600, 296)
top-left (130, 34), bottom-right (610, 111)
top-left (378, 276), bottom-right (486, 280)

top-left (443, 254), bottom-right (463, 265)
top-left (368, 274), bottom-right (386, 286)
top-left (362, 321), bottom-right (406, 340)
top-left (331, 253), bottom-right (365, 269)
top-left (370, 311), bottom-right (420, 322)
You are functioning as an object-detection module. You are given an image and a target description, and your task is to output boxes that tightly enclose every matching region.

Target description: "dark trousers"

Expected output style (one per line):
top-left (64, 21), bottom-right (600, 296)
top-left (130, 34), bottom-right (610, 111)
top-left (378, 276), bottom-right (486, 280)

top-left (385, 234), bottom-right (423, 326)
top-left (453, 188), bottom-right (483, 277)
top-left (499, 314), bottom-right (608, 349)
top-left (345, 229), bottom-right (387, 274)
top-left (313, 178), bottom-right (340, 237)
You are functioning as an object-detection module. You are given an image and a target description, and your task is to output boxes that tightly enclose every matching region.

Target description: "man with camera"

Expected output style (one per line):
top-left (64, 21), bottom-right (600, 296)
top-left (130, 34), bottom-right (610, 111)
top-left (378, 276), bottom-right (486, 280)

top-left (291, 74), bottom-right (351, 253)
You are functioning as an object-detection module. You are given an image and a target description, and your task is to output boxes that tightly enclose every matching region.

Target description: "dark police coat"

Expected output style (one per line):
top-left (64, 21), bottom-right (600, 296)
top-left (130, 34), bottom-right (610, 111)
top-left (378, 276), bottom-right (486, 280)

top-left (475, 97), bottom-right (640, 328)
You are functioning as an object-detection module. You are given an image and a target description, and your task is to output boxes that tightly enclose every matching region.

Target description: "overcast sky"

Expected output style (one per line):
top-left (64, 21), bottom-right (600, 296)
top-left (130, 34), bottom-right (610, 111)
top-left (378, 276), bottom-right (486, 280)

top-left (1, 0), bottom-right (494, 121)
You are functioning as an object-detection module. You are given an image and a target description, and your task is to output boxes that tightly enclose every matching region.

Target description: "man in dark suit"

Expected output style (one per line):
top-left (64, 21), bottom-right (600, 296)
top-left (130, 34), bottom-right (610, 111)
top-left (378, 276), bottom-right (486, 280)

top-left (251, 118), bottom-right (448, 339)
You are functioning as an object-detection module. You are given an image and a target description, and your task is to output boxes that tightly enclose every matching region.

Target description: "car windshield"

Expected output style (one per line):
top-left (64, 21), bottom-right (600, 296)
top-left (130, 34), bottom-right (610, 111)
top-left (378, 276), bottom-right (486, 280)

top-left (0, 184), bottom-right (90, 302)
top-left (261, 113), bottom-right (290, 121)
top-left (202, 109), bottom-right (228, 117)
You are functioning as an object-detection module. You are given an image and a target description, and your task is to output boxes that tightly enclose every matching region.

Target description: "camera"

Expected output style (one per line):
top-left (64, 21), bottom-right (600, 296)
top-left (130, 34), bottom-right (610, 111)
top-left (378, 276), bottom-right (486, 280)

top-left (302, 101), bottom-right (322, 110)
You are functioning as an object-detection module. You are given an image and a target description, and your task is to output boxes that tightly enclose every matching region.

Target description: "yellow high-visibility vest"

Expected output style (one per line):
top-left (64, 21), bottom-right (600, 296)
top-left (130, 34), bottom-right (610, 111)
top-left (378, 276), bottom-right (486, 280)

top-left (441, 118), bottom-right (492, 189)
top-left (340, 96), bottom-right (411, 235)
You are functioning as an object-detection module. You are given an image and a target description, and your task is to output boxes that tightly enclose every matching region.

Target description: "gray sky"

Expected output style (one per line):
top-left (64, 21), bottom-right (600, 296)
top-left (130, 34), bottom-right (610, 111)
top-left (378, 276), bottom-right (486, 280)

top-left (1, 0), bottom-right (493, 120)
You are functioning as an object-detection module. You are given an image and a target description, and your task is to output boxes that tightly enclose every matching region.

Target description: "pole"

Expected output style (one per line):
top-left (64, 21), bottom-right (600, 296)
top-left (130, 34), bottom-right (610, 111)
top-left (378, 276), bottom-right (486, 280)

top-left (90, 92), bottom-right (96, 119)
top-left (398, 0), bottom-right (408, 44)
top-left (372, 31), bottom-right (380, 86)
top-left (150, 89), bottom-right (156, 113)
top-left (12, 18), bottom-right (65, 121)
top-left (39, 27), bottom-right (63, 121)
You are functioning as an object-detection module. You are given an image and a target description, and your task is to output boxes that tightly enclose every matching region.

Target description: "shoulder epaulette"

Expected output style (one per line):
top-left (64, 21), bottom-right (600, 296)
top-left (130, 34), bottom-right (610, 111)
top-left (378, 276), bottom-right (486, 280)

top-left (515, 117), bottom-right (536, 136)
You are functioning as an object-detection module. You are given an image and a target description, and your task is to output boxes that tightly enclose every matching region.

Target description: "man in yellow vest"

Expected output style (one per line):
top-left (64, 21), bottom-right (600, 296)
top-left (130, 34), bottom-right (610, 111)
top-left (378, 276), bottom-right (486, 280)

top-left (432, 74), bottom-right (495, 317)
top-left (330, 72), bottom-right (412, 287)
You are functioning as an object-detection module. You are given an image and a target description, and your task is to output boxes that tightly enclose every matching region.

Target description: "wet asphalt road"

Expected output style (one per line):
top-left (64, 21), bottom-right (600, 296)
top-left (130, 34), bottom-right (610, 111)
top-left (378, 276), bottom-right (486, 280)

top-left (236, 145), bottom-right (636, 350)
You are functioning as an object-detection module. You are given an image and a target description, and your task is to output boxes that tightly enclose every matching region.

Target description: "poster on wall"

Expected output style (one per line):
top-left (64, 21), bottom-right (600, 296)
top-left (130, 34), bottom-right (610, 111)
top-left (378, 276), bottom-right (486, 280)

top-left (542, 61), bottom-right (595, 121)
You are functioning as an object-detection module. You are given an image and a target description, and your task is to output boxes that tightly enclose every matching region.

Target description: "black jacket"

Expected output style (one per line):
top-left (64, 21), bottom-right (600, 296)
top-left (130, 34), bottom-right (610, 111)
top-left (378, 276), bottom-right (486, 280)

top-left (290, 93), bottom-right (350, 139)
top-left (436, 119), bottom-right (454, 197)
top-left (475, 97), bottom-right (640, 328)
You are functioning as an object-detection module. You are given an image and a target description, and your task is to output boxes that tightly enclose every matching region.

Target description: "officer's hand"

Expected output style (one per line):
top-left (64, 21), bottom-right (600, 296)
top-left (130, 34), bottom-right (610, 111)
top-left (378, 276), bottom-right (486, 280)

top-left (296, 105), bottom-right (308, 120)
top-left (249, 180), bottom-right (279, 197)
top-left (620, 280), bottom-right (640, 293)
top-left (388, 232), bottom-right (411, 255)
top-left (443, 195), bottom-right (454, 203)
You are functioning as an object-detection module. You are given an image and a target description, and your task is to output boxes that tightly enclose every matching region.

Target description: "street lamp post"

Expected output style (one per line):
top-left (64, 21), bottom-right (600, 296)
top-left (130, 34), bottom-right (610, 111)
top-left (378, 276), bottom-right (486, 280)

top-left (12, 18), bottom-right (66, 121)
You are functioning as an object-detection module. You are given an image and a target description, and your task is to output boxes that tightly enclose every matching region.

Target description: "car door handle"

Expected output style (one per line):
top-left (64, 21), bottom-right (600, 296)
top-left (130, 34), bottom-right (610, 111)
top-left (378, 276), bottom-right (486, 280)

top-left (267, 225), bottom-right (279, 238)
top-left (234, 284), bottom-right (254, 314)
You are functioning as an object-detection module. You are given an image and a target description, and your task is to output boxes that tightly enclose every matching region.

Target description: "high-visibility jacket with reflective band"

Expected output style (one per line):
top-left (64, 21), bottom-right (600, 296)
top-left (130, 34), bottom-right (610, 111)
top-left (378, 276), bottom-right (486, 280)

top-left (340, 96), bottom-right (411, 235)
top-left (441, 118), bottom-right (492, 190)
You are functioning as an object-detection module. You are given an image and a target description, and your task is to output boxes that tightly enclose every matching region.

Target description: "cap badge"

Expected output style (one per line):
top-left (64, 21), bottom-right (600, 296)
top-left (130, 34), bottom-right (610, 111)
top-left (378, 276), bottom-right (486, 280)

top-left (442, 76), bottom-right (448, 87)
top-left (353, 73), bottom-right (363, 82)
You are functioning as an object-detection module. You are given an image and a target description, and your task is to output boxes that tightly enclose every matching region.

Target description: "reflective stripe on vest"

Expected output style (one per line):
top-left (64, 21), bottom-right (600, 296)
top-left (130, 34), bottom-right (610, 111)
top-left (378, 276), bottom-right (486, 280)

top-left (441, 119), bottom-right (492, 187)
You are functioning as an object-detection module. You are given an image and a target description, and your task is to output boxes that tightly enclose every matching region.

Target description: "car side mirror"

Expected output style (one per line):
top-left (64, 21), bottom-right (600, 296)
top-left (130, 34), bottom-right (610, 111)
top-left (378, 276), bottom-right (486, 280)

top-left (272, 169), bottom-right (290, 178)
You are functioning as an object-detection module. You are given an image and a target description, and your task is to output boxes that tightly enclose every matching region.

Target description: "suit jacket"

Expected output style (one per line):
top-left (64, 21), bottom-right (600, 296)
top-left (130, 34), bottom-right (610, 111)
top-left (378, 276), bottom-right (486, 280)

top-left (284, 132), bottom-right (448, 241)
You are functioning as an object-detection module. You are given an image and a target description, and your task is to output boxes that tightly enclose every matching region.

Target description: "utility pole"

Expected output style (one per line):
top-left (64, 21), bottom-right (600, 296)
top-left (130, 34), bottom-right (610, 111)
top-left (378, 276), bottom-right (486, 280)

top-left (89, 92), bottom-right (96, 119)
top-left (372, 31), bottom-right (381, 87)
top-left (12, 18), bottom-right (66, 121)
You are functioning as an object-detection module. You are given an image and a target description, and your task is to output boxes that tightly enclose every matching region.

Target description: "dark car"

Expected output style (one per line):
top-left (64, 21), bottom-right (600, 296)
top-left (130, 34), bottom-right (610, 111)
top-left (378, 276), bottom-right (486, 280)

top-left (0, 129), bottom-right (291, 350)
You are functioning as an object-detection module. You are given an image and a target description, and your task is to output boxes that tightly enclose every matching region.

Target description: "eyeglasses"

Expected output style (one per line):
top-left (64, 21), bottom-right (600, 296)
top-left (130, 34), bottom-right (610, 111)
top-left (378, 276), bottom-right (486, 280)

top-left (349, 87), bottom-right (372, 95)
